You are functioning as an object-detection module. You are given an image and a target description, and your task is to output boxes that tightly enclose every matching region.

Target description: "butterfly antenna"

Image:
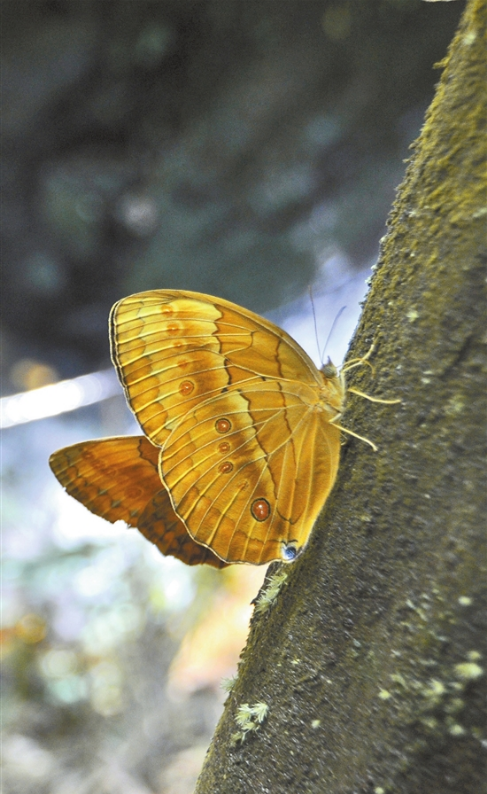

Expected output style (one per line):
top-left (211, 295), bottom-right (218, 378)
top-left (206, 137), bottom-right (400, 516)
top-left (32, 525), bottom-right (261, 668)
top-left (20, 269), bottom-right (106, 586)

top-left (308, 286), bottom-right (321, 364)
top-left (321, 305), bottom-right (346, 365)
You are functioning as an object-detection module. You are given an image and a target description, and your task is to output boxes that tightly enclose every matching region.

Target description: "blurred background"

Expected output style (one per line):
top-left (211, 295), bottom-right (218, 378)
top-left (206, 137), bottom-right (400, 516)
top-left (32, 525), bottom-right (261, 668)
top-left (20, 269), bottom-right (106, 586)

top-left (1, 1), bottom-right (464, 792)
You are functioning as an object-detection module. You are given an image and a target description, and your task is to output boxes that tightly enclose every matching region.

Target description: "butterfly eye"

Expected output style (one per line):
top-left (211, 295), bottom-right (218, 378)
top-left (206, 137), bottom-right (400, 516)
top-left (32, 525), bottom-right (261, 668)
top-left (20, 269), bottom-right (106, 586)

top-left (251, 498), bottom-right (271, 522)
top-left (219, 462), bottom-right (233, 474)
top-left (218, 441), bottom-right (231, 454)
top-left (281, 542), bottom-right (299, 562)
top-left (215, 418), bottom-right (232, 433)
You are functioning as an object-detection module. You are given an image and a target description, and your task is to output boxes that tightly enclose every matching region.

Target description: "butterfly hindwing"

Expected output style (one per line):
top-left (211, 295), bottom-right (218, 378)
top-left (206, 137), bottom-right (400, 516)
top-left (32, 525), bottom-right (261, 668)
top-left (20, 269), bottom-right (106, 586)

top-left (49, 436), bottom-right (161, 524)
top-left (137, 488), bottom-right (227, 568)
top-left (49, 436), bottom-right (224, 567)
top-left (160, 379), bottom-right (341, 564)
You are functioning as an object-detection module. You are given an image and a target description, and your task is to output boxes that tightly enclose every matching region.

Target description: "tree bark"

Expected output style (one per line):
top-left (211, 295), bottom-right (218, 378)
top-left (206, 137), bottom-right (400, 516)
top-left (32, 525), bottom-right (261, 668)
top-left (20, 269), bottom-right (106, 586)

top-left (195, 2), bottom-right (486, 791)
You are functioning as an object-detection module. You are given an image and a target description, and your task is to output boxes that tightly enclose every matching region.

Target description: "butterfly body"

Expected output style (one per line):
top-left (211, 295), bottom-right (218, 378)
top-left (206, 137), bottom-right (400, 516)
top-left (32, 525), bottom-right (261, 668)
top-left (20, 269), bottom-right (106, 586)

top-left (50, 290), bottom-right (350, 566)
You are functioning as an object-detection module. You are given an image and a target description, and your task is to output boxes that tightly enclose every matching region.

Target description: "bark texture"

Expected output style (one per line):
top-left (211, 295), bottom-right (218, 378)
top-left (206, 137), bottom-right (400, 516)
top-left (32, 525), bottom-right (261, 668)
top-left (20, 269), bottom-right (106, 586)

top-left (196, 2), bottom-right (486, 791)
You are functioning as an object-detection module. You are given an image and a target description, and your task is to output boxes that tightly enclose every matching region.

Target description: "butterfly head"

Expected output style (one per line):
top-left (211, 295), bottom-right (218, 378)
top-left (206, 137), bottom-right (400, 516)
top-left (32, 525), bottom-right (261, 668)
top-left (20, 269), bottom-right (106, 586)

top-left (320, 357), bottom-right (337, 380)
top-left (319, 357), bottom-right (344, 413)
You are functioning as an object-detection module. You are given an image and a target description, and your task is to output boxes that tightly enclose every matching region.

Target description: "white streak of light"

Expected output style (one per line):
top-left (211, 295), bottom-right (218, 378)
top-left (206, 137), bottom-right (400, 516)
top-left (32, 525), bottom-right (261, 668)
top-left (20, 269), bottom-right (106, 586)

top-left (1, 369), bottom-right (121, 428)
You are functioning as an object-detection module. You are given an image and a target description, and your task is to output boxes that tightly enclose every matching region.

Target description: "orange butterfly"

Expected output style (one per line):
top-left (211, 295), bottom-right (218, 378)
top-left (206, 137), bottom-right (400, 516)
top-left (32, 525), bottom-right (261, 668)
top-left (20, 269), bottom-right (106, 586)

top-left (50, 290), bottom-right (397, 566)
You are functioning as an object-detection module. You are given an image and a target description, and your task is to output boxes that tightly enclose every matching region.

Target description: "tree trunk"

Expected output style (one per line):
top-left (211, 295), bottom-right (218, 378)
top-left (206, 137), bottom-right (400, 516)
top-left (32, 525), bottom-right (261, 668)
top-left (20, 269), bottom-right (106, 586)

top-left (195, 2), bottom-right (486, 791)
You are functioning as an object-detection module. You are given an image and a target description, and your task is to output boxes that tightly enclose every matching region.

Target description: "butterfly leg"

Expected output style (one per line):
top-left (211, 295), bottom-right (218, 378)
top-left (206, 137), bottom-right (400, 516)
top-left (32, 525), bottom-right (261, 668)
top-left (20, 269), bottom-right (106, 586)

top-left (341, 342), bottom-right (376, 376)
top-left (347, 387), bottom-right (401, 405)
top-left (328, 413), bottom-right (379, 452)
top-left (340, 342), bottom-right (401, 406)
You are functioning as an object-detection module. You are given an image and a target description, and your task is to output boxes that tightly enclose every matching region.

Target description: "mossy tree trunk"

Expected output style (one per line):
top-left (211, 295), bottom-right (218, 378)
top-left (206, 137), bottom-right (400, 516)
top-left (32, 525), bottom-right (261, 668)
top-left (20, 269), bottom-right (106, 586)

top-left (195, 2), bottom-right (486, 791)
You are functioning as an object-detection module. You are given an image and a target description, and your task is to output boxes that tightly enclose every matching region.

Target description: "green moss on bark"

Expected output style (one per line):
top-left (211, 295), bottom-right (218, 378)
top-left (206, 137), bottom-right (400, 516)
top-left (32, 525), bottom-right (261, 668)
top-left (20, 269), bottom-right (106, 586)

top-left (196, 2), bottom-right (486, 792)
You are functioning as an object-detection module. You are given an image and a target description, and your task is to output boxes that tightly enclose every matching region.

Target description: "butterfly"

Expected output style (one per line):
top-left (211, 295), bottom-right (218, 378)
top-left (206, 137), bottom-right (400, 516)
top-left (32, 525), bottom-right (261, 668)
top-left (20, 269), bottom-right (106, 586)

top-left (50, 290), bottom-right (398, 566)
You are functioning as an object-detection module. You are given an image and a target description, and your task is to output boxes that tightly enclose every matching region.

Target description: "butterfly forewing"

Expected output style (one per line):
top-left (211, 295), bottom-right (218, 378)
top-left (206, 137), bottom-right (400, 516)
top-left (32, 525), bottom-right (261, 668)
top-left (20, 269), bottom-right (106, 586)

top-left (109, 291), bottom-right (322, 445)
